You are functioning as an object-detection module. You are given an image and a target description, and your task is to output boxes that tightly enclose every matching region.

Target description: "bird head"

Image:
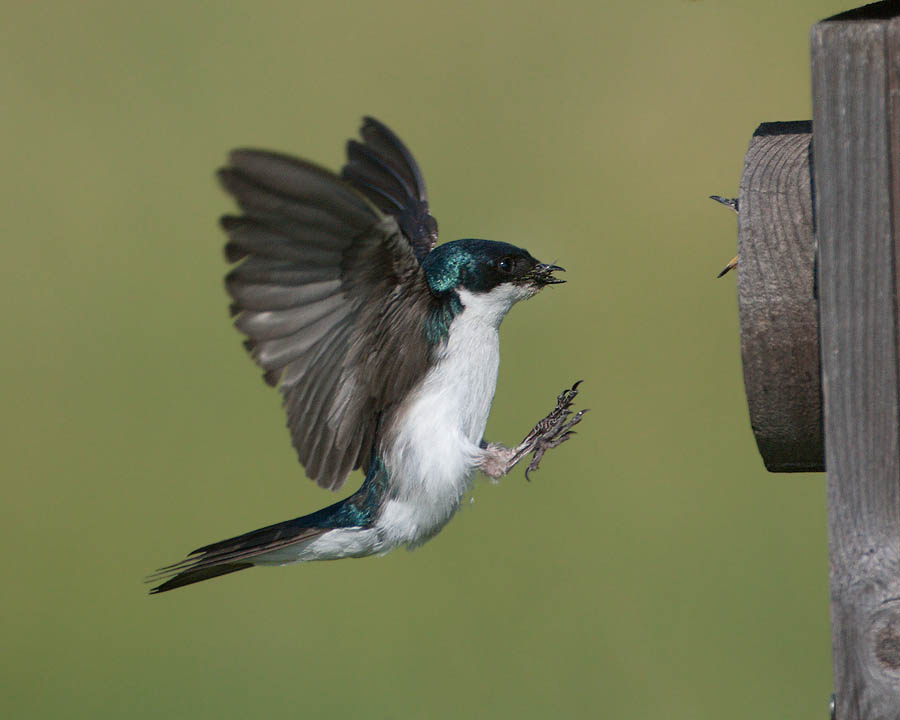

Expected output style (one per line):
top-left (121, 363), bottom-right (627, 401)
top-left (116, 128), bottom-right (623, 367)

top-left (424, 239), bottom-right (564, 299)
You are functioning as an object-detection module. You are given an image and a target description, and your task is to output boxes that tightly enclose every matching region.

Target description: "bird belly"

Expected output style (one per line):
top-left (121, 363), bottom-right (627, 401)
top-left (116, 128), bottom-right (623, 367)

top-left (377, 308), bottom-right (501, 548)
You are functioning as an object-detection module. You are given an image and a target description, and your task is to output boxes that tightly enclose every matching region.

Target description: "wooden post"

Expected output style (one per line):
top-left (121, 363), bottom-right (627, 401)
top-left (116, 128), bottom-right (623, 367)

top-left (812, 4), bottom-right (900, 718)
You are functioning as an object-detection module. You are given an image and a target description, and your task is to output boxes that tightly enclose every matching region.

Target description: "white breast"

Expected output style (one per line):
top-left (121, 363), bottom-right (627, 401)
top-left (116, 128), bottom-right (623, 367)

top-left (376, 285), bottom-right (529, 548)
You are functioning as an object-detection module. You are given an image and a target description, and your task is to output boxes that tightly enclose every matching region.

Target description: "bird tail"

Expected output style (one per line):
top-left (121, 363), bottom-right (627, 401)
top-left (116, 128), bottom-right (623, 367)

top-left (146, 518), bottom-right (329, 594)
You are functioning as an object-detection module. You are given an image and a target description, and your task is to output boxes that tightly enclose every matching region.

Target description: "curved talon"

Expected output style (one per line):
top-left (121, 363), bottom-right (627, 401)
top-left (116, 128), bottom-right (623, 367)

top-left (521, 387), bottom-right (588, 480)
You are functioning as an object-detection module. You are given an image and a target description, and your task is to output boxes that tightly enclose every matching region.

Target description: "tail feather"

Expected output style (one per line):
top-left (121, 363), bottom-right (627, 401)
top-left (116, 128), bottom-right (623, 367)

top-left (147, 519), bottom-right (329, 594)
top-left (149, 562), bottom-right (253, 594)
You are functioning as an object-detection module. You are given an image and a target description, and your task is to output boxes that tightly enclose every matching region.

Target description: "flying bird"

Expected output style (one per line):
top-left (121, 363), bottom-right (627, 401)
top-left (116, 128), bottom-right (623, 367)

top-left (149, 118), bottom-right (585, 593)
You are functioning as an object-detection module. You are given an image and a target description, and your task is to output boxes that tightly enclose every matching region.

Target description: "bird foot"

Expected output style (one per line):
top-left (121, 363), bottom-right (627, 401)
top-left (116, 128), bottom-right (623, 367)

top-left (478, 381), bottom-right (587, 480)
top-left (521, 381), bottom-right (587, 480)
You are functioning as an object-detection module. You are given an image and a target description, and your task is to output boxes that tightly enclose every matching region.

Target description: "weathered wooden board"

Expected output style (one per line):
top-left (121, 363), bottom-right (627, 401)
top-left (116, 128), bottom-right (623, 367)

top-left (812, 5), bottom-right (900, 718)
top-left (737, 121), bottom-right (821, 472)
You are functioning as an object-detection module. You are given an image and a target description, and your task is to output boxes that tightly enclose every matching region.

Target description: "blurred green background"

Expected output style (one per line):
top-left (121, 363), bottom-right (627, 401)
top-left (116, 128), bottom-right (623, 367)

top-left (2, 1), bottom-right (847, 718)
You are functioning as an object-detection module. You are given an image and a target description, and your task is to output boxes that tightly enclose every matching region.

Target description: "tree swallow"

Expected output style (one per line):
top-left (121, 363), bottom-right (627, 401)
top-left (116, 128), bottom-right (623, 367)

top-left (149, 117), bottom-right (585, 593)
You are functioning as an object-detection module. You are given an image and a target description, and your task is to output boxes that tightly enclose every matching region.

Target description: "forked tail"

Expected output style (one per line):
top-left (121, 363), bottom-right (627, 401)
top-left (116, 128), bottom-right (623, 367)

top-left (146, 519), bottom-right (329, 593)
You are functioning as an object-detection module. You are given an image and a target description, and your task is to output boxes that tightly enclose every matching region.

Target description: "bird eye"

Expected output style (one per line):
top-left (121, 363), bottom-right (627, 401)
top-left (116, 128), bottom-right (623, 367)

top-left (496, 257), bottom-right (513, 274)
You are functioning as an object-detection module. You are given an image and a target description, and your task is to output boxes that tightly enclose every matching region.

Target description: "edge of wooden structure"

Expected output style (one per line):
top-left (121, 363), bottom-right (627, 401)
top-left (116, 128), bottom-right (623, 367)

top-left (813, 5), bottom-right (900, 717)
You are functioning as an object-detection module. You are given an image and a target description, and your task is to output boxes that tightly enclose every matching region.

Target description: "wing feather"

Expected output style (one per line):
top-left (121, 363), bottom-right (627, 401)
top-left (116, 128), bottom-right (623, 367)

top-left (250, 304), bottom-right (353, 371)
top-left (220, 128), bottom-right (439, 491)
top-left (234, 294), bottom-right (347, 341)
top-left (224, 222), bottom-right (346, 265)
top-left (226, 278), bottom-right (341, 312)
top-left (342, 117), bottom-right (438, 262)
top-left (357, 117), bottom-right (427, 198)
top-left (228, 150), bottom-right (374, 228)
top-left (227, 258), bottom-right (340, 287)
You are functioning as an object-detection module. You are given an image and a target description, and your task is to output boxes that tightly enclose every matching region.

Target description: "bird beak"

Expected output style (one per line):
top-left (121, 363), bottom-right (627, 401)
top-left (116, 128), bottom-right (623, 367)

top-left (533, 263), bottom-right (566, 285)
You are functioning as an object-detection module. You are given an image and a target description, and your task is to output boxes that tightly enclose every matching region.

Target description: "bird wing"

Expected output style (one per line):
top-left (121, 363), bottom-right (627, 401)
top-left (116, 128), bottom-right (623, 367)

top-left (341, 117), bottom-right (438, 262)
top-left (219, 143), bottom-right (438, 491)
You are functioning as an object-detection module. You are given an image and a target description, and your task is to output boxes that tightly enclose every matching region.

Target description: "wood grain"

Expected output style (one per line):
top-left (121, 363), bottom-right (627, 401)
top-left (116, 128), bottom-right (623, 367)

top-left (813, 6), bottom-right (900, 718)
top-left (737, 121), bottom-right (822, 472)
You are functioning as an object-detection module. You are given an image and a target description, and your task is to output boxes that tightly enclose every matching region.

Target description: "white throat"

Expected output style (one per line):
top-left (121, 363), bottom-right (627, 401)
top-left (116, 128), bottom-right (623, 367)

top-left (454, 283), bottom-right (535, 328)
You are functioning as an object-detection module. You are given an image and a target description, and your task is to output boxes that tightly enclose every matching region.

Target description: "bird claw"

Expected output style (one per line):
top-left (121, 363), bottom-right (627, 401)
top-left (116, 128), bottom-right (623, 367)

top-left (522, 381), bottom-right (587, 480)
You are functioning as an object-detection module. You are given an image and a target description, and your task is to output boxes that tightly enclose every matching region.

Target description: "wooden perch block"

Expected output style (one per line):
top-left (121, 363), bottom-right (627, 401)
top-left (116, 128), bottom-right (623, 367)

top-left (737, 121), bottom-right (823, 472)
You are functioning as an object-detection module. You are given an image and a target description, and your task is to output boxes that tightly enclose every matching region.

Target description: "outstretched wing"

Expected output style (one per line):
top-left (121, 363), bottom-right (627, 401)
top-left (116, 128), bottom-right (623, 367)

top-left (342, 116), bottom-right (438, 262)
top-left (220, 143), bottom-right (438, 490)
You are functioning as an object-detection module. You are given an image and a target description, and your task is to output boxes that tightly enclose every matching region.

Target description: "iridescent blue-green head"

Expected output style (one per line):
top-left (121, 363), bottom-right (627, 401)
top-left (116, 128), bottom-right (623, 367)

top-left (422, 239), bottom-right (564, 296)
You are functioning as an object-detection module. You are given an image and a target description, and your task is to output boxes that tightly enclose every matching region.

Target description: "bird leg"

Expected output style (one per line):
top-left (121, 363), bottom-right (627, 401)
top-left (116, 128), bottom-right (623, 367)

top-left (478, 381), bottom-right (587, 480)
